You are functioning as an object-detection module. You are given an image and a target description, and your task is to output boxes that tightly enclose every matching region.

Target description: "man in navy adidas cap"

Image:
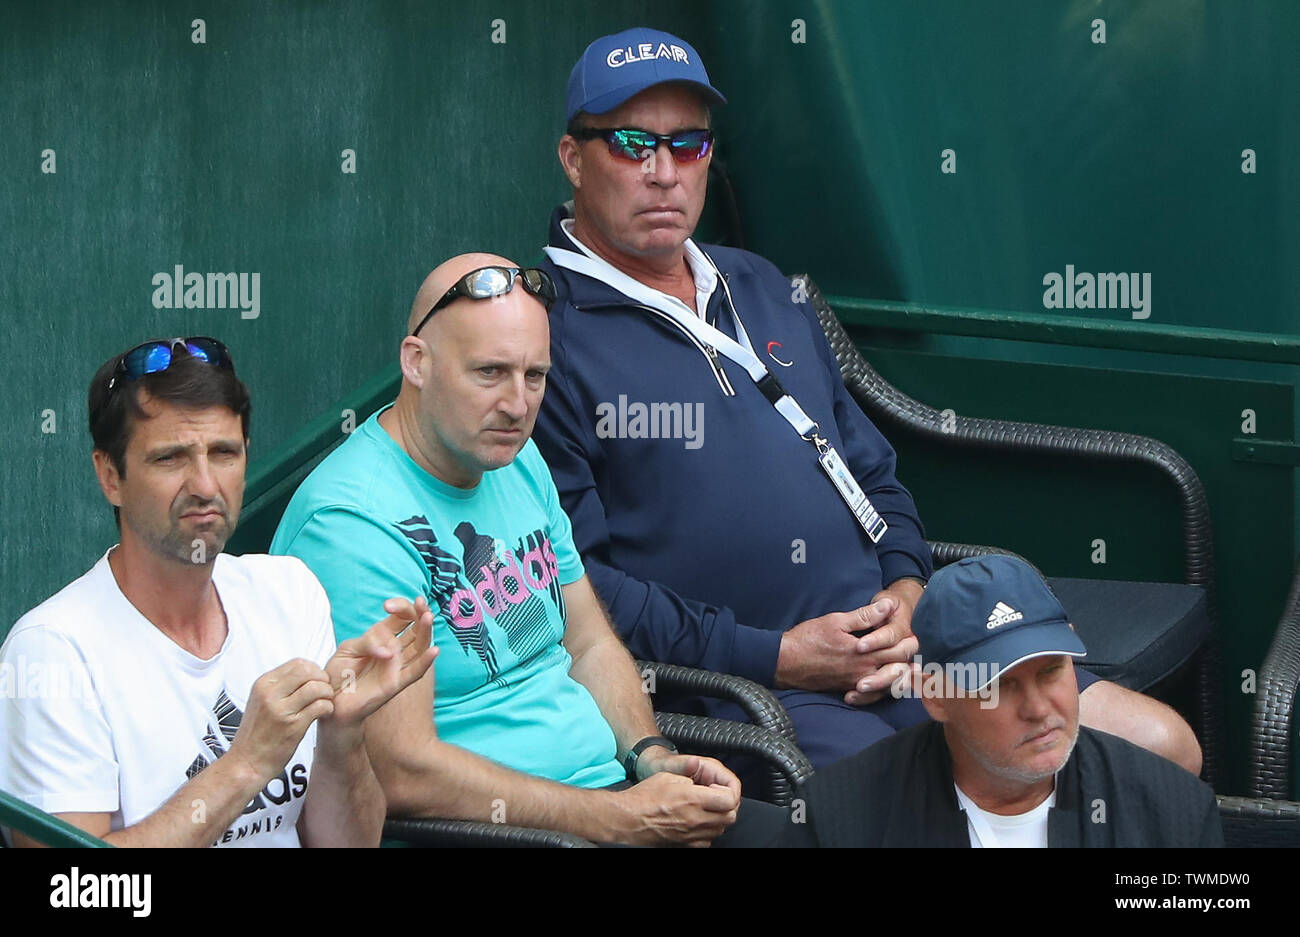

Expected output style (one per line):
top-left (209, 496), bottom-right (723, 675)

top-left (910, 555), bottom-right (1089, 809)
top-left (779, 555), bottom-right (1221, 847)
top-left (910, 553), bottom-right (1089, 703)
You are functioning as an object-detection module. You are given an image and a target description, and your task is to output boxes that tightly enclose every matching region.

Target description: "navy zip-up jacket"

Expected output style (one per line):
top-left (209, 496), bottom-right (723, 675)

top-left (534, 206), bottom-right (931, 686)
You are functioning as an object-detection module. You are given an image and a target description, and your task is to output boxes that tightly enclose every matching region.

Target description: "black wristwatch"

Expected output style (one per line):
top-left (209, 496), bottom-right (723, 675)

top-left (623, 736), bottom-right (678, 781)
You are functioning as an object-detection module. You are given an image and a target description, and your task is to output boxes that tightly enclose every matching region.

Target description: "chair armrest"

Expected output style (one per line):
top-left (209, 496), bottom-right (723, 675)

top-left (1217, 795), bottom-right (1300, 847)
top-left (929, 540), bottom-right (1041, 576)
top-left (382, 817), bottom-right (595, 848)
top-left (803, 275), bottom-right (1216, 595)
top-left (1250, 562), bottom-right (1300, 798)
top-left (380, 709), bottom-right (818, 842)
top-left (637, 660), bottom-right (797, 743)
top-left (655, 712), bottom-right (814, 807)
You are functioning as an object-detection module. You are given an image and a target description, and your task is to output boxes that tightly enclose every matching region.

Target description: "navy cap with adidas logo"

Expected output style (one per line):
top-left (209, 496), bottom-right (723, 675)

top-left (911, 554), bottom-right (1087, 691)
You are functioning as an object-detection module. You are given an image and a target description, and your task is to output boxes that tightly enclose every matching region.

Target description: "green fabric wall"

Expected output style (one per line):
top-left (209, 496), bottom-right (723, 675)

top-left (703, 0), bottom-right (1297, 329)
top-left (0, 0), bottom-right (699, 630)
top-left (3, 1), bottom-right (1296, 794)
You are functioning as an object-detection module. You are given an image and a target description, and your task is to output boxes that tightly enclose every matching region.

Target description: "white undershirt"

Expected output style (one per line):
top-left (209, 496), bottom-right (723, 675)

top-left (954, 781), bottom-right (1056, 848)
top-left (559, 218), bottom-right (717, 318)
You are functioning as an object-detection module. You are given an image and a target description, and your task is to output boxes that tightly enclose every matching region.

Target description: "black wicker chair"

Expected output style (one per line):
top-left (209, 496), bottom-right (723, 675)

top-left (802, 276), bottom-right (1222, 786)
top-left (1217, 795), bottom-right (1300, 847)
top-left (1250, 560), bottom-right (1300, 798)
top-left (384, 818), bottom-right (598, 848)
top-left (930, 541), bottom-right (1040, 574)
top-left (382, 700), bottom-right (813, 847)
top-left (637, 659), bottom-right (802, 804)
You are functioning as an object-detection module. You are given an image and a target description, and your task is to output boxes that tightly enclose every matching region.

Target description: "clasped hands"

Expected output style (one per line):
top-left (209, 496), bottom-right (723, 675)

top-left (775, 579), bottom-right (924, 705)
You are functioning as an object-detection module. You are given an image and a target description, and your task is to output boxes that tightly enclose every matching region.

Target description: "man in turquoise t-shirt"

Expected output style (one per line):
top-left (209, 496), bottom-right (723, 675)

top-left (272, 253), bottom-right (767, 846)
top-left (274, 414), bottom-right (620, 789)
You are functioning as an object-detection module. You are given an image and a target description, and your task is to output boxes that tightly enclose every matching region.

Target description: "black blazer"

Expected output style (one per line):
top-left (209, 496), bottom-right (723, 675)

top-left (781, 722), bottom-right (1222, 848)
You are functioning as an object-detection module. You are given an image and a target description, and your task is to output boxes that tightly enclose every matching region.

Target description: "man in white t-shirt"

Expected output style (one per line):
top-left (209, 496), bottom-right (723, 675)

top-left (0, 338), bottom-right (436, 847)
top-left (781, 555), bottom-right (1222, 847)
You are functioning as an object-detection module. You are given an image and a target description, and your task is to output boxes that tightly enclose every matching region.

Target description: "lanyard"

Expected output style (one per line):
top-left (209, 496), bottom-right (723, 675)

top-left (545, 245), bottom-right (888, 543)
top-left (544, 245), bottom-right (818, 437)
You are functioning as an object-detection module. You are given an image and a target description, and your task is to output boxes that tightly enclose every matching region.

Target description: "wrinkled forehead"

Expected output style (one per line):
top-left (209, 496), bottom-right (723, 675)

top-left (126, 395), bottom-right (245, 447)
top-left (435, 293), bottom-right (552, 359)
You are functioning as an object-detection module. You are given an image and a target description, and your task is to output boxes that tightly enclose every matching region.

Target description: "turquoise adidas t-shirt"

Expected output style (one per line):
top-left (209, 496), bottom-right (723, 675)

top-left (270, 409), bottom-right (624, 789)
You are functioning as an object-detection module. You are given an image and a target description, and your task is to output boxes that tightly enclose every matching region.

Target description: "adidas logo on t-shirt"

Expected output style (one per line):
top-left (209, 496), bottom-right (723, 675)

top-left (986, 601), bottom-right (1023, 629)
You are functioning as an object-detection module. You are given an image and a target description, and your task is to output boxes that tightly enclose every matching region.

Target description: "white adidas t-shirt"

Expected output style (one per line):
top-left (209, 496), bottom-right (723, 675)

top-left (0, 550), bottom-right (335, 847)
top-left (954, 782), bottom-right (1055, 849)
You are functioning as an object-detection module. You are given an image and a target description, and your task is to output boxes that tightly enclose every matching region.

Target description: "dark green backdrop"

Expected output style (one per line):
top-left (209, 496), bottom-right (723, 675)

top-left (3, 1), bottom-right (1296, 794)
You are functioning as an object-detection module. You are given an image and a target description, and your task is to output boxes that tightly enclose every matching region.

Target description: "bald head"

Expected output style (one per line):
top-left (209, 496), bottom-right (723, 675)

top-left (407, 252), bottom-right (520, 336)
top-left (386, 251), bottom-right (553, 489)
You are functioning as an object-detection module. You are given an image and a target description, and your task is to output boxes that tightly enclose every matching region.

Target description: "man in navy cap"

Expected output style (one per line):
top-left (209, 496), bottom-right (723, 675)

top-left (778, 555), bottom-right (1221, 847)
top-left (532, 27), bottom-right (1201, 777)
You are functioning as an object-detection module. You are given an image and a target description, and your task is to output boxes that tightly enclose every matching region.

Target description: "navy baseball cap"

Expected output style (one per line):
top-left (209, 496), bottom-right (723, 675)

top-left (911, 555), bottom-right (1087, 692)
top-left (565, 28), bottom-right (727, 122)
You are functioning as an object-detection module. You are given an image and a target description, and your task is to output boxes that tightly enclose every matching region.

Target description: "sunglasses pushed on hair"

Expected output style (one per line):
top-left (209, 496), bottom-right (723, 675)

top-left (411, 266), bottom-right (556, 337)
top-left (108, 337), bottom-right (234, 392)
top-left (571, 127), bottom-right (713, 163)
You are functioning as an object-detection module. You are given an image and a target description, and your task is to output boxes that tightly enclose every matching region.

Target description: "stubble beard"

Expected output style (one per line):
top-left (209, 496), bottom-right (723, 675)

top-left (968, 719), bottom-right (1081, 786)
top-left (127, 498), bottom-right (233, 567)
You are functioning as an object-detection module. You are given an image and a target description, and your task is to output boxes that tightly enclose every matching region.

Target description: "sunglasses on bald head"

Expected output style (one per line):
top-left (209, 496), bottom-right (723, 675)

top-left (571, 127), bottom-right (714, 163)
top-left (411, 266), bottom-right (556, 337)
top-left (108, 337), bottom-right (234, 393)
